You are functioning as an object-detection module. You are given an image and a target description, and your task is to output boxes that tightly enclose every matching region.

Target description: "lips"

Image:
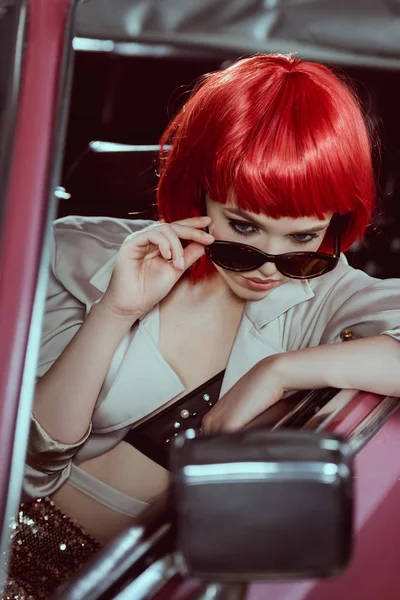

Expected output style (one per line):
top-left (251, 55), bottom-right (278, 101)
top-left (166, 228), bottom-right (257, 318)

top-left (246, 277), bottom-right (277, 284)
top-left (240, 276), bottom-right (279, 291)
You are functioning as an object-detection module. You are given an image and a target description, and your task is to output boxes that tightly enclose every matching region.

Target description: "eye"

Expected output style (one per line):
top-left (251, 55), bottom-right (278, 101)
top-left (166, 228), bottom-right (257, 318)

top-left (228, 219), bottom-right (258, 236)
top-left (290, 233), bottom-right (320, 245)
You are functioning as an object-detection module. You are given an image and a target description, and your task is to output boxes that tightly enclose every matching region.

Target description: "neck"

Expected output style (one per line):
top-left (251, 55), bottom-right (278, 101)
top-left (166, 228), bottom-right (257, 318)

top-left (187, 272), bottom-right (244, 306)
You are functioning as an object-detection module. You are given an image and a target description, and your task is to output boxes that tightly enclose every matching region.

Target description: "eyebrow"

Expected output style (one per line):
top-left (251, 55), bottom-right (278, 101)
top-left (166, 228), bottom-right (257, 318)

top-left (223, 207), bottom-right (330, 234)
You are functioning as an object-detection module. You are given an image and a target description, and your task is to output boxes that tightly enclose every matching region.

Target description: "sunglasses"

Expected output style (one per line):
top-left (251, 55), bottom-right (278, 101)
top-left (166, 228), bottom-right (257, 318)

top-left (204, 215), bottom-right (341, 280)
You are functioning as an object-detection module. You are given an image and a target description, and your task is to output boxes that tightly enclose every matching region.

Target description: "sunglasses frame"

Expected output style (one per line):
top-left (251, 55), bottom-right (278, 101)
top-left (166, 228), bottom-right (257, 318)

top-left (204, 214), bottom-right (341, 280)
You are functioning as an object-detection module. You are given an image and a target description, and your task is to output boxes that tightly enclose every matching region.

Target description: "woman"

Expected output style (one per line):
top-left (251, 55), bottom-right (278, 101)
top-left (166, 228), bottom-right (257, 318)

top-left (5, 54), bottom-right (400, 599)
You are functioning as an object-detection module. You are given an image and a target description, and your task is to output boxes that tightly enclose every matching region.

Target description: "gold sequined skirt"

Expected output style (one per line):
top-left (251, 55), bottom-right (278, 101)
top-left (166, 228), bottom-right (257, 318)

top-left (1, 497), bottom-right (101, 600)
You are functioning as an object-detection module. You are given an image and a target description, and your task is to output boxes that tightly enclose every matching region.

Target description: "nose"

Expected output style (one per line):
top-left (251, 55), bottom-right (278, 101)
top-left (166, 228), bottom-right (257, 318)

top-left (257, 259), bottom-right (280, 279)
top-left (254, 237), bottom-right (284, 279)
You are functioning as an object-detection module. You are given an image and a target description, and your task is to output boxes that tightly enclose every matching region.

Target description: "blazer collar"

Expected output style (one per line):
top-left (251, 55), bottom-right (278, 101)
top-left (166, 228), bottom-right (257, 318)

top-left (245, 278), bottom-right (314, 330)
top-left (89, 254), bottom-right (117, 294)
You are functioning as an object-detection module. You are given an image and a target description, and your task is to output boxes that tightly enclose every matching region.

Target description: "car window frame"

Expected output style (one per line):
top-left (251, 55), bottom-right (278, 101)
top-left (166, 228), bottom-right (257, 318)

top-left (0, 0), bottom-right (81, 584)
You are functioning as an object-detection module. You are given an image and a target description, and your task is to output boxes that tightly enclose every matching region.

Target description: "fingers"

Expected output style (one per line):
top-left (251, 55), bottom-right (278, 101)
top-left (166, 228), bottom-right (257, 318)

top-left (169, 222), bottom-right (214, 246)
top-left (182, 241), bottom-right (208, 270)
top-left (202, 405), bottom-right (242, 435)
top-left (202, 369), bottom-right (286, 435)
top-left (159, 223), bottom-right (213, 268)
top-left (142, 221), bottom-right (214, 268)
top-left (202, 409), bottom-right (221, 435)
top-left (141, 229), bottom-right (174, 262)
top-left (125, 227), bottom-right (191, 271)
top-left (202, 409), bottom-right (241, 435)
top-left (174, 216), bottom-right (212, 227)
top-left (123, 218), bottom-right (214, 271)
top-left (153, 226), bottom-right (185, 270)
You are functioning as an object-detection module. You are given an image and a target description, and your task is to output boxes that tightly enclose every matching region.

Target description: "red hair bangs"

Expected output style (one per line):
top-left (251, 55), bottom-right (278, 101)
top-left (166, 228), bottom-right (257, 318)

top-left (157, 54), bottom-right (376, 281)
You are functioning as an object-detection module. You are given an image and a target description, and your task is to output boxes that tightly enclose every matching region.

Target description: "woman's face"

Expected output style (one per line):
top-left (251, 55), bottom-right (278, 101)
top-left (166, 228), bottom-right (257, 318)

top-left (205, 195), bottom-right (333, 301)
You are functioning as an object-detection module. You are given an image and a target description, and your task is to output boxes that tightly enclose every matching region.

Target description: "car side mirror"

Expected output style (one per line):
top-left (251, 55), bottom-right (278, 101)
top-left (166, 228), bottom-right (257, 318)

top-left (171, 430), bottom-right (354, 582)
top-left (55, 430), bottom-right (354, 600)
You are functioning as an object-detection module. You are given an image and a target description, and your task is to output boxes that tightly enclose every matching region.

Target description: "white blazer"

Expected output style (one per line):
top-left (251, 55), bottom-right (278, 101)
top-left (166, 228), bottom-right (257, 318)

top-left (24, 216), bottom-right (400, 500)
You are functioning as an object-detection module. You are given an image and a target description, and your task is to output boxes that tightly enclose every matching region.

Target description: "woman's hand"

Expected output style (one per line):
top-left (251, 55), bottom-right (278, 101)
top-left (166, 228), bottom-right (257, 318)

top-left (202, 356), bottom-right (285, 433)
top-left (99, 216), bottom-right (214, 321)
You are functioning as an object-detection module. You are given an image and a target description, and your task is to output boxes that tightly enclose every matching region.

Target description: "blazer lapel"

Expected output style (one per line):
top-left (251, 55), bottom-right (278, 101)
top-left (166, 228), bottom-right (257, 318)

top-left (91, 308), bottom-right (185, 433)
top-left (220, 279), bottom-right (314, 396)
top-left (220, 315), bottom-right (285, 397)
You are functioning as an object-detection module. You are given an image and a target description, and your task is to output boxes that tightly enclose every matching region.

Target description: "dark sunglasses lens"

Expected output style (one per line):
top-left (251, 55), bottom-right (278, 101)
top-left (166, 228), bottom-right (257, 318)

top-left (278, 255), bottom-right (330, 277)
top-left (207, 243), bottom-right (334, 278)
top-left (208, 244), bottom-right (264, 270)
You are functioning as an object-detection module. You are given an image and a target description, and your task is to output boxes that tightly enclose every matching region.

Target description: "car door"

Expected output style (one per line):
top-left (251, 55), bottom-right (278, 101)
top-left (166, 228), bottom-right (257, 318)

top-left (0, 0), bottom-right (79, 588)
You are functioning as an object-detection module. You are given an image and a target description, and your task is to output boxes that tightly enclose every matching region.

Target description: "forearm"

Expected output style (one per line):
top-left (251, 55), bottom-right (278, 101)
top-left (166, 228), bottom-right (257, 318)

top-left (33, 301), bottom-right (136, 444)
top-left (273, 334), bottom-right (400, 398)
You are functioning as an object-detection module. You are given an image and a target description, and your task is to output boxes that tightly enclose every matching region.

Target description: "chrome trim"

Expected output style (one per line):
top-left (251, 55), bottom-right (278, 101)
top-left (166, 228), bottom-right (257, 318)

top-left (73, 37), bottom-right (222, 60)
top-left (182, 461), bottom-right (349, 485)
top-left (347, 396), bottom-right (400, 453)
top-left (302, 390), bottom-right (400, 454)
top-left (193, 582), bottom-right (248, 600)
top-left (0, 0), bottom-right (26, 229)
top-left (89, 141), bottom-right (171, 153)
top-left (57, 518), bottom-right (173, 600)
top-left (302, 389), bottom-right (360, 432)
top-left (271, 390), bottom-right (316, 430)
top-left (271, 387), bottom-right (338, 430)
top-left (114, 555), bottom-right (178, 600)
top-left (55, 186), bottom-right (71, 200)
top-left (112, 556), bottom-right (177, 600)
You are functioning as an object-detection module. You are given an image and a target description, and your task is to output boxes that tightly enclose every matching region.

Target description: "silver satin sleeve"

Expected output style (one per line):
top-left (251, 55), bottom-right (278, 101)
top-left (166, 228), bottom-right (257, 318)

top-left (22, 416), bottom-right (92, 501)
top-left (22, 232), bottom-right (88, 501)
top-left (319, 276), bottom-right (400, 345)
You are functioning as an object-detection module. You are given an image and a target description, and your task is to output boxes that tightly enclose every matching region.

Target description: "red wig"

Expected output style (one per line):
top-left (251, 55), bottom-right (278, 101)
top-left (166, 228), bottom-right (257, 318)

top-left (157, 54), bottom-right (377, 280)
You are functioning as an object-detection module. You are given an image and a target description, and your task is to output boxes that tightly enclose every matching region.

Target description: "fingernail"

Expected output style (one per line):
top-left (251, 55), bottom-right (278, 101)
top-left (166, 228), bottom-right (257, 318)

top-left (177, 257), bottom-right (185, 270)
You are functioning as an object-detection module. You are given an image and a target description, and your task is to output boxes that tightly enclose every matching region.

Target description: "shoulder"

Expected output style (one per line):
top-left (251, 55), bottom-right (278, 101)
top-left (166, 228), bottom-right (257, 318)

top-left (51, 215), bottom-right (156, 302)
top-left (300, 255), bottom-right (400, 344)
top-left (251, 255), bottom-right (400, 349)
top-left (53, 215), bottom-right (155, 248)
top-left (309, 254), bottom-right (400, 306)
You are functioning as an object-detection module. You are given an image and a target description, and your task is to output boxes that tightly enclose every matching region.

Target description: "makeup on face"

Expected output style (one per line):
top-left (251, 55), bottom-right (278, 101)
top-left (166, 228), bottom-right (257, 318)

top-left (205, 198), bottom-right (337, 282)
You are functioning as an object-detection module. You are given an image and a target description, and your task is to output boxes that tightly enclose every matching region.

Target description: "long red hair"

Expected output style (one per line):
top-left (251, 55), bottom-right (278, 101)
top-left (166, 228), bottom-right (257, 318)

top-left (157, 54), bottom-right (376, 280)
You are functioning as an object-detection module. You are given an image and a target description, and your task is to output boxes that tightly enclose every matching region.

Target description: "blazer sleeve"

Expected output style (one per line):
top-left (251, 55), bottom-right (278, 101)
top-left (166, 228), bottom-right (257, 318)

top-left (23, 231), bottom-right (90, 501)
top-left (319, 276), bottom-right (400, 345)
